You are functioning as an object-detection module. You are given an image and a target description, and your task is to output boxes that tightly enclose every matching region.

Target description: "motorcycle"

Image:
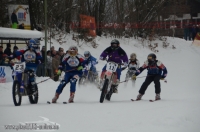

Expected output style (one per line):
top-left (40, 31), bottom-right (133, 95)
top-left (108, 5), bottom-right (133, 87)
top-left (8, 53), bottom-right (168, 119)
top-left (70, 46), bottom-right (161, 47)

top-left (79, 63), bottom-right (99, 85)
top-left (99, 61), bottom-right (118, 103)
top-left (12, 62), bottom-right (39, 106)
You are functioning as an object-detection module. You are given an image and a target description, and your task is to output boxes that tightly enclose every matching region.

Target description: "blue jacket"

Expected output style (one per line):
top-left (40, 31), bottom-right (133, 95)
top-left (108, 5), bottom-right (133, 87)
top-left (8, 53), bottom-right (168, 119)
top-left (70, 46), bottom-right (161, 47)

top-left (59, 54), bottom-right (84, 73)
top-left (136, 60), bottom-right (167, 78)
top-left (83, 56), bottom-right (98, 69)
top-left (13, 48), bottom-right (42, 67)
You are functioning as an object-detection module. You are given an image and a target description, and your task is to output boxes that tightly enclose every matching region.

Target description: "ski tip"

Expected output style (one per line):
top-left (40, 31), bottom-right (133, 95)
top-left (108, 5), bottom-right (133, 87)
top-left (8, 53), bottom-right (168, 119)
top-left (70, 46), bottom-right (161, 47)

top-left (149, 100), bottom-right (154, 102)
top-left (131, 99), bottom-right (135, 101)
top-left (63, 102), bottom-right (67, 104)
top-left (47, 101), bottom-right (51, 104)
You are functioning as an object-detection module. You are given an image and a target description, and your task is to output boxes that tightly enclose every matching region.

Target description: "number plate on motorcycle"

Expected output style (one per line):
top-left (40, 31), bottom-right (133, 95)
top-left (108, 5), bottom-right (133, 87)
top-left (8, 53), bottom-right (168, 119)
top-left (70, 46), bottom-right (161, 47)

top-left (106, 62), bottom-right (118, 72)
top-left (13, 62), bottom-right (26, 72)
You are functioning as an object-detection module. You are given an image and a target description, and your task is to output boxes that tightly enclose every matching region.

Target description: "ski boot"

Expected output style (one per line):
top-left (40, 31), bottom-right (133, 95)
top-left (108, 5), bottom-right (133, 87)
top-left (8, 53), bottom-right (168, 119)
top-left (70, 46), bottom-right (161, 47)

top-left (52, 93), bottom-right (59, 103)
top-left (155, 94), bottom-right (161, 100)
top-left (136, 93), bottom-right (143, 100)
top-left (68, 92), bottom-right (75, 103)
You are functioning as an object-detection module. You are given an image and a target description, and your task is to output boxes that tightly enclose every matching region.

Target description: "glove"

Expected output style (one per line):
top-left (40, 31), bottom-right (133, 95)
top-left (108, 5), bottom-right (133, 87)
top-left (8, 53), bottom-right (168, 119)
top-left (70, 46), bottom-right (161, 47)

top-left (123, 62), bottom-right (128, 67)
top-left (160, 76), bottom-right (165, 80)
top-left (99, 56), bottom-right (105, 61)
top-left (121, 67), bottom-right (126, 71)
top-left (56, 70), bottom-right (61, 75)
top-left (130, 67), bottom-right (136, 70)
top-left (77, 66), bottom-right (83, 71)
top-left (132, 75), bottom-right (136, 80)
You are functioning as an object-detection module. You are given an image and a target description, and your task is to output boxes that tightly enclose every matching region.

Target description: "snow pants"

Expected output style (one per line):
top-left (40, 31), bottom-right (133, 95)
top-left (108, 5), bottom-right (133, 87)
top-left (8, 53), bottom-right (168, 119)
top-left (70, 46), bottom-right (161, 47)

top-left (56, 71), bottom-right (82, 94)
top-left (139, 75), bottom-right (161, 95)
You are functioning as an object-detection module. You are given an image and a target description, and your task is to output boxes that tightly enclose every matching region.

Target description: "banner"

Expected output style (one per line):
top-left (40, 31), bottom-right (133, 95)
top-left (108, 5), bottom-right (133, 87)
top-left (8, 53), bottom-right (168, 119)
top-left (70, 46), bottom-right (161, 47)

top-left (8, 4), bottom-right (30, 26)
top-left (80, 14), bottom-right (96, 37)
top-left (0, 66), bottom-right (13, 83)
top-left (193, 32), bottom-right (200, 46)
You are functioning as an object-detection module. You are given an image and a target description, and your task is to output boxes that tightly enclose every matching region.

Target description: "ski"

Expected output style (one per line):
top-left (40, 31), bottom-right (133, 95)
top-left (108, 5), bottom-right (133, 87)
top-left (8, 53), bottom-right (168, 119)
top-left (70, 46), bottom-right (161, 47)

top-left (47, 101), bottom-right (67, 104)
top-left (149, 99), bottom-right (160, 102)
top-left (130, 99), bottom-right (141, 101)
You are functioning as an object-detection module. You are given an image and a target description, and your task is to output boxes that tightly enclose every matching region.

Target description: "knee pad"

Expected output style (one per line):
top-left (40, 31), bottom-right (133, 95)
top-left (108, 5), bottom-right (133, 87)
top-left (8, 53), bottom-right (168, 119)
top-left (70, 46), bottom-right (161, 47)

top-left (60, 80), bottom-right (67, 85)
top-left (70, 78), bottom-right (77, 83)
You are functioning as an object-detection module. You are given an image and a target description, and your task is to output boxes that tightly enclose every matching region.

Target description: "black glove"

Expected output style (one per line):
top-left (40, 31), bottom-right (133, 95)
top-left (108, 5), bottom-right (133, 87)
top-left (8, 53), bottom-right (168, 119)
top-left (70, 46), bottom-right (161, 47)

top-left (121, 67), bottom-right (126, 71)
top-left (130, 67), bottom-right (136, 70)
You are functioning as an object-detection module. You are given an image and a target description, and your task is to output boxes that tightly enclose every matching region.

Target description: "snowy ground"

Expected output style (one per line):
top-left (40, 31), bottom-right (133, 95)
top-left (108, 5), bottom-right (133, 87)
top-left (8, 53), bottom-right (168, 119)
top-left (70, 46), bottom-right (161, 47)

top-left (0, 35), bottom-right (200, 132)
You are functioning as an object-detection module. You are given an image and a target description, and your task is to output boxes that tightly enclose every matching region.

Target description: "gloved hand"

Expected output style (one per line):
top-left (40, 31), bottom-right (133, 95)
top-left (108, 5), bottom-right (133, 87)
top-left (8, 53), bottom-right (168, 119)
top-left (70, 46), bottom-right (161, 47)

top-left (77, 66), bottom-right (83, 71)
top-left (56, 70), bottom-right (61, 75)
top-left (130, 67), bottom-right (136, 70)
top-left (121, 67), bottom-right (126, 71)
top-left (160, 76), bottom-right (165, 80)
top-left (132, 75), bottom-right (137, 80)
top-left (99, 56), bottom-right (106, 61)
top-left (123, 62), bottom-right (128, 67)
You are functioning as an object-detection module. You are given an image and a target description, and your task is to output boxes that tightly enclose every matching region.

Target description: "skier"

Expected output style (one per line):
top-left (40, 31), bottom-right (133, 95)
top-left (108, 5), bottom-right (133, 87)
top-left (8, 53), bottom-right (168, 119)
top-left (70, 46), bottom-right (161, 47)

top-left (122, 53), bottom-right (140, 83)
top-left (52, 46), bottom-right (84, 103)
top-left (132, 53), bottom-right (167, 100)
top-left (12, 38), bottom-right (42, 94)
top-left (99, 39), bottom-right (128, 93)
top-left (82, 51), bottom-right (98, 80)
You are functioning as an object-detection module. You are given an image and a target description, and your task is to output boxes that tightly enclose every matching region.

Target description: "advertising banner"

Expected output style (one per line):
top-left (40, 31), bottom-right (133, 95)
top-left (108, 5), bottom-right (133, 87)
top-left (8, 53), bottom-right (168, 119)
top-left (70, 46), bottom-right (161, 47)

top-left (0, 66), bottom-right (13, 83)
top-left (8, 4), bottom-right (30, 26)
top-left (80, 14), bottom-right (96, 37)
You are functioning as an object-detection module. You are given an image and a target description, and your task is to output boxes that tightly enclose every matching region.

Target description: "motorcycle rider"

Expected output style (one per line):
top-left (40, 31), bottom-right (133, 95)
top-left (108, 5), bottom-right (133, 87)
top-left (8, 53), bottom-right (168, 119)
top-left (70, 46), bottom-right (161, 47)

top-left (99, 39), bottom-right (128, 93)
top-left (12, 38), bottom-right (42, 94)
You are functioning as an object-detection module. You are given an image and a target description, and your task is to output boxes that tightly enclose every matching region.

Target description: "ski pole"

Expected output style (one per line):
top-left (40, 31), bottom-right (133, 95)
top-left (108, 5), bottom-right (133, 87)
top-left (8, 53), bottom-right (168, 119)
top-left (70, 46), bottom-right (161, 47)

top-left (36, 68), bottom-right (77, 84)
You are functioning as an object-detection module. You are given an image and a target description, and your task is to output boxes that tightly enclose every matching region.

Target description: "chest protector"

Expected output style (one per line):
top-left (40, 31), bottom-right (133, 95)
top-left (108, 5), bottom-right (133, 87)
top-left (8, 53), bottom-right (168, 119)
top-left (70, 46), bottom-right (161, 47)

top-left (23, 50), bottom-right (36, 62)
top-left (67, 56), bottom-right (80, 67)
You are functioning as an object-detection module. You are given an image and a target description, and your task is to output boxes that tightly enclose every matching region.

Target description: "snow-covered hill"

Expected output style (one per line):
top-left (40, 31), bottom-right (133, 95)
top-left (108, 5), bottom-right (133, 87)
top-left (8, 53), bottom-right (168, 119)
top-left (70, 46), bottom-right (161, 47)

top-left (0, 35), bottom-right (200, 132)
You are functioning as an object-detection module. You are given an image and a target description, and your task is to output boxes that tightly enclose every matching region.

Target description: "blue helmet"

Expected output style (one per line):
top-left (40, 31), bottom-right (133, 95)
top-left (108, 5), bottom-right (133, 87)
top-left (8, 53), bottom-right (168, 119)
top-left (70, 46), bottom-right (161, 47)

top-left (84, 51), bottom-right (91, 59)
top-left (28, 39), bottom-right (39, 50)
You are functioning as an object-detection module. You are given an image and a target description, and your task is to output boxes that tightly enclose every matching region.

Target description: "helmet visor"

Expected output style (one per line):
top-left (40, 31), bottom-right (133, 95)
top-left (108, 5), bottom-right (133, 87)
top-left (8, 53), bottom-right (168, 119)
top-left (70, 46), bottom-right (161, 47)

top-left (147, 56), bottom-right (153, 61)
top-left (84, 53), bottom-right (90, 58)
top-left (111, 43), bottom-right (118, 47)
top-left (68, 50), bottom-right (77, 56)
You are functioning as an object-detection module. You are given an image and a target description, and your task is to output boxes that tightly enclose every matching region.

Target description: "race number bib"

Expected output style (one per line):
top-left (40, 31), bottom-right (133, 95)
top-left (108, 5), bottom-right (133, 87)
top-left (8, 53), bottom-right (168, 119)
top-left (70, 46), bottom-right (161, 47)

top-left (13, 62), bottom-right (26, 72)
top-left (67, 57), bottom-right (79, 67)
top-left (106, 62), bottom-right (118, 72)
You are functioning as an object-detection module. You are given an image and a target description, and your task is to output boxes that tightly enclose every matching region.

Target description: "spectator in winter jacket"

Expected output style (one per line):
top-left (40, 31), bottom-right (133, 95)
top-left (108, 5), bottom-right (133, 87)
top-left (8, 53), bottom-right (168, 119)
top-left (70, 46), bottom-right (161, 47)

top-left (13, 46), bottom-right (21, 61)
top-left (50, 46), bottom-right (55, 57)
top-left (52, 52), bottom-right (60, 81)
top-left (4, 43), bottom-right (12, 56)
top-left (192, 25), bottom-right (197, 40)
top-left (0, 46), bottom-right (4, 65)
top-left (132, 53), bottom-right (168, 101)
top-left (11, 10), bottom-right (18, 29)
top-left (46, 50), bottom-right (53, 77)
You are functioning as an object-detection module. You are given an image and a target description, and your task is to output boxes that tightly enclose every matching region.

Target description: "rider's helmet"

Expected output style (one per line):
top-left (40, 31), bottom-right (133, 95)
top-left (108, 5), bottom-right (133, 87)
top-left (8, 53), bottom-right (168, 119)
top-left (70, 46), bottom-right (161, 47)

top-left (28, 39), bottom-right (37, 50)
top-left (68, 46), bottom-right (78, 56)
top-left (130, 53), bottom-right (137, 61)
top-left (84, 51), bottom-right (91, 59)
top-left (147, 53), bottom-right (156, 62)
top-left (110, 39), bottom-right (120, 50)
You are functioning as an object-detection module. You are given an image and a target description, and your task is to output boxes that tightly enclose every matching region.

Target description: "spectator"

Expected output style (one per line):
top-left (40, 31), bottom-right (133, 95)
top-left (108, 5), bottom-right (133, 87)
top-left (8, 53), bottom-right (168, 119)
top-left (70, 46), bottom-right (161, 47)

top-left (18, 23), bottom-right (24, 29)
top-left (51, 49), bottom-right (57, 57)
top-left (13, 46), bottom-right (21, 61)
top-left (192, 25), bottom-right (197, 40)
top-left (59, 48), bottom-right (64, 62)
top-left (4, 43), bottom-right (12, 56)
top-left (0, 46), bottom-right (4, 65)
top-left (50, 46), bottom-right (55, 57)
top-left (46, 50), bottom-right (53, 77)
top-left (41, 46), bottom-right (46, 63)
top-left (11, 10), bottom-right (18, 29)
top-left (52, 52), bottom-right (60, 81)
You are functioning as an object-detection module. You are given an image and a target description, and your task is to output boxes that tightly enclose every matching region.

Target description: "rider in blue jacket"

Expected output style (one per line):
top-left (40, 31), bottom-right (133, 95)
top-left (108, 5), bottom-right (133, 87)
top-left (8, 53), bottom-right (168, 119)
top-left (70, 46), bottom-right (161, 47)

top-left (82, 51), bottom-right (98, 79)
top-left (52, 46), bottom-right (85, 103)
top-left (12, 38), bottom-right (42, 94)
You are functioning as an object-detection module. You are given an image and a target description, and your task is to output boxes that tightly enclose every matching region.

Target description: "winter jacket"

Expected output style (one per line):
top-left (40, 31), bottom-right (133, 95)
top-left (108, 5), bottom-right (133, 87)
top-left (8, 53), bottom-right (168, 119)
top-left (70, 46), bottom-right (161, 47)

top-left (52, 57), bottom-right (60, 74)
top-left (59, 54), bottom-right (84, 73)
top-left (11, 13), bottom-right (18, 24)
top-left (4, 48), bottom-right (12, 56)
top-left (135, 60), bottom-right (167, 78)
top-left (46, 56), bottom-right (52, 69)
top-left (82, 55), bottom-right (98, 70)
top-left (100, 46), bottom-right (128, 64)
